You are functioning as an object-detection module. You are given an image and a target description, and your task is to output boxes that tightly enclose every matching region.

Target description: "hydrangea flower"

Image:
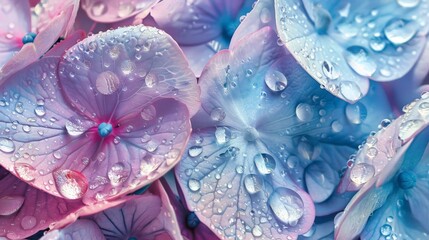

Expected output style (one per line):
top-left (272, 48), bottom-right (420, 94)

top-left (0, 25), bottom-right (199, 205)
top-left (0, 166), bottom-right (130, 239)
top-left (150, 0), bottom-right (255, 76)
top-left (175, 26), bottom-right (391, 239)
top-left (274, 0), bottom-right (429, 102)
top-left (41, 180), bottom-right (182, 240)
top-left (335, 93), bottom-right (429, 239)
top-left (0, 0), bottom-right (78, 79)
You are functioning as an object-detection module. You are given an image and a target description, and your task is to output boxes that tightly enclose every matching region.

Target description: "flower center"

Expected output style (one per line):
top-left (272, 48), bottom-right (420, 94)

top-left (186, 212), bottom-right (200, 229)
top-left (98, 122), bottom-right (113, 137)
top-left (22, 32), bottom-right (37, 44)
top-left (397, 170), bottom-right (417, 189)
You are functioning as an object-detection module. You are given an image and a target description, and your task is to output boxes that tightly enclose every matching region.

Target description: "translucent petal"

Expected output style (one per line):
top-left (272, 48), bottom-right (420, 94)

top-left (41, 219), bottom-right (106, 240)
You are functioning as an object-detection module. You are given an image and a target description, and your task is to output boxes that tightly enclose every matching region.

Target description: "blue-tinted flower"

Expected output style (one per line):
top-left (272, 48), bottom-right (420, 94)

top-left (336, 93), bottom-right (429, 239)
top-left (175, 26), bottom-right (391, 239)
top-left (275, 0), bottom-right (429, 102)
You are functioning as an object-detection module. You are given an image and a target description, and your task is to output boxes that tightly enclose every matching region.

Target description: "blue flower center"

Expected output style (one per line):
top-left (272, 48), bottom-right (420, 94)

top-left (22, 32), bottom-right (37, 44)
top-left (397, 170), bottom-right (417, 189)
top-left (186, 212), bottom-right (200, 229)
top-left (98, 122), bottom-right (113, 137)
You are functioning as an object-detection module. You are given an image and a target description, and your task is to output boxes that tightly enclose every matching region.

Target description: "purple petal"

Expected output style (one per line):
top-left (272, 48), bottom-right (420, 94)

top-left (41, 219), bottom-right (105, 240)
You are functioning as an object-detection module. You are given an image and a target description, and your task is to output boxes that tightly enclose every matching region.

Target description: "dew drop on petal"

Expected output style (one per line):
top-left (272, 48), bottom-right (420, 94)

top-left (399, 119), bottom-right (425, 140)
top-left (369, 37), bottom-right (386, 52)
top-left (0, 196), bottom-right (24, 215)
top-left (96, 71), bottom-right (120, 95)
top-left (350, 163), bottom-right (375, 185)
top-left (210, 107), bottom-right (226, 121)
top-left (215, 127), bottom-right (231, 144)
top-left (20, 216), bottom-right (37, 230)
top-left (145, 73), bottom-right (158, 88)
top-left (120, 60), bottom-right (135, 75)
top-left (418, 101), bottom-right (429, 116)
top-left (380, 224), bottom-right (392, 236)
top-left (91, 1), bottom-right (107, 16)
top-left (108, 163), bottom-right (131, 186)
top-left (340, 81), bottom-right (362, 102)
top-left (384, 19), bottom-right (417, 45)
top-left (252, 225), bottom-right (263, 237)
top-left (322, 61), bottom-right (340, 80)
top-left (188, 146), bottom-right (203, 157)
top-left (296, 103), bottom-right (314, 122)
top-left (264, 69), bottom-right (288, 92)
top-left (260, 7), bottom-right (272, 23)
top-left (345, 46), bottom-right (377, 77)
top-left (118, 2), bottom-right (135, 18)
top-left (397, 0), bottom-right (420, 7)
top-left (268, 188), bottom-right (304, 225)
top-left (65, 120), bottom-right (85, 137)
top-left (188, 178), bottom-right (201, 192)
top-left (14, 163), bottom-right (36, 182)
top-left (165, 149), bottom-right (180, 165)
top-left (34, 105), bottom-right (46, 117)
top-left (54, 169), bottom-right (88, 200)
top-left (0, 138), bottom-right (14, 153)
top-left (345, 103), bottom-right (367, 124)
top-left (244, 174), bottom-right (263, 194)
top-left (141, 105), bottom-right (156, 121)
top-left (254, 153), bottom-right (276, 174)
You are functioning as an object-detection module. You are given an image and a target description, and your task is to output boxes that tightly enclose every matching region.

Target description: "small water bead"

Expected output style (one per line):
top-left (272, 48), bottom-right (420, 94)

top-left (108, 162), bottom-right (131, 186)
top-left (34, 105), bottom-right (46, 117)
top-left (264, 70), bottom-right (288, 92)
top-left (244, 174), bottom-right (263, 194)
top-left (345, 46), bottom-right (377, 77)
top-left (252, 225), bottom-right (263, 237)
top-left (0, 138), bottom-right (14, 153)
top-left (96, 71), bottom-right (120, 95)
top-left (15, 102), bottom-right (24, 114)
top-left (340, 81), bottom-right (362, 102)
top-left (268, 188), bottom-right (304, 225)
top-left (188, 178), bottom-right (201, 192)
top-left (120, 60), bottom-right (135, 75)
top-left (384, 19), bottom-right (417, 45)
top-left (53, 169), bottom-right (88, 200)
top-left (188, 146), bottom-right (203, 157)
top-left (296, 103), bottom-right (314, 122)
top-left (145, 73), bottom-right (158, 88)
top-left (380, 224), bottom-right (392, 236)
top-left (254, 153), bottom-right (276, 175)
top-left (210, 107), bottom-right (226, 121)
top-left (322, 61), bottom-right (340, 80)
top-left (20, 216), bottom-right (37, 230)
top-left (141, 105), bottom-right (156, 121)
top-left (91, 1), bottom-right (107, 16)
top-left (350, 163), bottom-right (375, 185)
top-left (14, 163), bottom-right (36, 181)
top-left (397, 0), bottom-right (420, 7)
top-left (215, 127), bottom-right (231, 144)
top-left (331, 120), bottom-right (343, 133)
top-left (369, 37), bottom-right (386, 52)
top-left (399, 119), bottom-right (425, 140)
top-left (235, 165), bottom-right (244, 174)
top-left (345, 103), bottom-right (367, 124)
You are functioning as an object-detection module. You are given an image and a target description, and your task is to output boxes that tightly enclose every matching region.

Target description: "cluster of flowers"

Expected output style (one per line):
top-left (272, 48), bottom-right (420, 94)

top-left (0, 0), bottom-right (428, 239)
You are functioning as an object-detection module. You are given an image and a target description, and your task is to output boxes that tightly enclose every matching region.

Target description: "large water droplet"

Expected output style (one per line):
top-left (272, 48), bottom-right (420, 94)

top-left (345, 103), bottom-right (367, 124)
top-left (54, 169), bottom-right (88, 200)
top-left (268, 188), bottom-right (304, 225)
top-left (188, 178), bottom-right (201, 192)
top-left (145, 73), bottom-right (158, 88)
top-left (397, 0), bottom-right (420, 7)
top-left (210, 107), bottom-right (226, 121)
top-left (14, 163), bottom-right (36, 182)
top-left (65, 120), bottom-right (85, 137)
top-left (340, 81), bottom-right (362, 102)
top-left (0, 138), bottom-right (14, 153)
top-left (0, 196), bottom-right (24, 216)
top-left (254, 153), bottom-right (276, 174)
top-left (265, 69), bottom-right (288, 92)
top-left (96, 71), bottom-right (120, 95)
top-left (380, 224), bottom-right (392, 236)
top-left (188, 146), bottom-right (203, 157)
top-left (384, 19), bottom-right (417, 45)
top-left (350, 163), bottom-right (375, 185)
top-left (322, 61), bottom-right (340, 80)
top-left (215, 127), bottom-right (231, 144)
top-left (296, 103), bottom-right (314, 122)
top-left (345, 46), bottom-right (377, 77)
top-left (244, 174), bottom-right (263, 194)
top-left (20, 216), bottom-right (37, 230)
top-left (34, 105), bottom-right (46, 117)
top-left (108, 162), bottom-right (131, 186)
top-left (91, 1), bottom-right (107, 16)
top-left (305, 161), bottom-right (338, 203)
top-left (141, 105), bottom-right (156, 121)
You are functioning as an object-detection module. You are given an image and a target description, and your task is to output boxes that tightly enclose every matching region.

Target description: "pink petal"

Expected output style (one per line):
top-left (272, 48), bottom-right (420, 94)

top-left (82, 0), bottom-right (159, 23)
top-left (44, 30), bottom-right (86, 58)
top-left (32, 0), bottom-right (79, 36)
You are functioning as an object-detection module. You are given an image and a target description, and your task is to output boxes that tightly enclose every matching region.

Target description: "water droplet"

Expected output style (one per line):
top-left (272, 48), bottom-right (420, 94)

top-left (345, 103), bottom-right (367, 124)
top-left (54, 169), bottom-right (88, 200)
top-left (345, 46), bottom-right (377, 77)
top-left (268, 188), bottom-right (304, 225)
top-left (210, 107), bottom-right (226, 121)
top-left (188, 178), bottom-right (201, 192)
top-left (399, 119), bottom-right (425, 140)
top-left (96, 71), bottom-right (120, 95)
top-left (384, 19), bottom-right (417, 45)
top-left (188, 146), bottom-right (203, 157)
top-left (109, 46), bottom-right (120, 59)
top-left (20, 216), bottom-right (37, 230)
top-left (34, 105), bottom-right (46, 117)
top-left (91, 1), bottom-right (107, 16)
top-left (350, 163), bottom-right (375, 185)
top-left (397, 0), bottom-right (420, 7)
top-left (254, 153), bottom-right (276, 174)
top-left (118, 3), bottom-right (135, 18)
top-left (14, 163), bottom-right (36, 181)
top-left (331, 120), bottom-right (343, 132)
top-left (120, 60), bottom-right (135, 75)
top-left (260, 7), bottom-right (271, 23)
top-left (141, 105), bottom-right (156, 121)
top-left (322, 61), bottom-right (340, 80)
top-left (0, 138), bottom-right (14, 153)
top-left (340, 81), bottom-right (362, 102)
top-left (305, 161), bottom-right (337, 203)
top-left (380, 224), bottom-right (392, 236)
top-left (244, 174), bottom-right (263, 194)
top-left (265, 69), bottom-right (288, 92)
top-left (296, 103), bottom-right (314, 122)
top-left (108, 162), bottom-right (131, 186)
top-left (0, 196), bottom-right (24, 215)
top-left (165, 149), bottom-right (180, 165)
top-left (215, 127), bottom-right (231, 144)
top-left (418, 101), bottom-right (429, 115)
top-left (252, 225), bottom-right (263, 237)
top-left (369, 37), bottom-right (386, 52)
top-left (145, 73), bottom-right (158, 88)
top-left (15, 102), bottom-right (24, 114)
